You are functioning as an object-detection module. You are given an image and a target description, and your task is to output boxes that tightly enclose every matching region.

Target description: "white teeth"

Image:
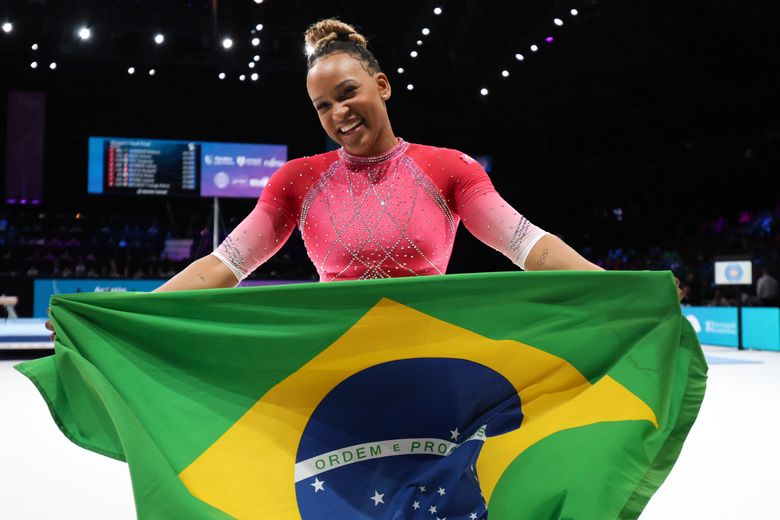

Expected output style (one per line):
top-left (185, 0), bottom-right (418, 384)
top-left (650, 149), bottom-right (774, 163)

top-left (340, 119), bottom-right (362, 133)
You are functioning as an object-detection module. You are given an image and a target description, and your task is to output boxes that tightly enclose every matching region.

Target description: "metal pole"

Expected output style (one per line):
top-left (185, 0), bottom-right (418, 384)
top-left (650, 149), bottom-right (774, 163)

top-left (212, 197), bottom-right (219, 251)
top-left (737, 286), bottom-right (744, 350)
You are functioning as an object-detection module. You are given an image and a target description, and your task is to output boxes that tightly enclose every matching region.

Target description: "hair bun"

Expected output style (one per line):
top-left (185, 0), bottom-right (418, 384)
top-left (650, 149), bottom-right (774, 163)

top-left (304, 18), bottom-right (368, 53)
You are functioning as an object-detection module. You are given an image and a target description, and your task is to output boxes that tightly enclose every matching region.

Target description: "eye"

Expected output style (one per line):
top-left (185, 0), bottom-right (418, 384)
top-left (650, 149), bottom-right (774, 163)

top-left (315, 102), bottom-right (330, 111)
top-left (339, 86), bottom-right (357, 99)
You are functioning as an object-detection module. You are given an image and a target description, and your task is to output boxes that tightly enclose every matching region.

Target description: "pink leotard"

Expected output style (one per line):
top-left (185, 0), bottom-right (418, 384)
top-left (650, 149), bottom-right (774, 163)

top-left (213, 138), bottom-right (547, 282)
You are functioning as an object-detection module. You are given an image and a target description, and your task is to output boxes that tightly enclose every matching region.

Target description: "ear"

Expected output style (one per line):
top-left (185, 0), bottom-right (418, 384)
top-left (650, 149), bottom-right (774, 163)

top-left (375, 73), bottom-right (392, 101)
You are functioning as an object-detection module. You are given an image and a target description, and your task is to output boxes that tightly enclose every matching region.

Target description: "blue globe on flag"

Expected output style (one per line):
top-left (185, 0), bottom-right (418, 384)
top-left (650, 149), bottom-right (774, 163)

top-left (294, 358), bottom-right (524, 519)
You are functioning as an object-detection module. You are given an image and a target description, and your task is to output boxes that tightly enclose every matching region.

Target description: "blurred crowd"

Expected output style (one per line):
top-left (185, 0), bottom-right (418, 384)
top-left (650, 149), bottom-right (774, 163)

top-left (1, 203), bottom-right (778, 307)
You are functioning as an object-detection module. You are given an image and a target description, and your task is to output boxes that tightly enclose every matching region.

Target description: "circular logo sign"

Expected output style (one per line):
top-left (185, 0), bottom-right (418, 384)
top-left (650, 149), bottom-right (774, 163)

top-left (725, 263), bottom-right (744, 283)
top-left (213, 171), bottom-right (229, 189)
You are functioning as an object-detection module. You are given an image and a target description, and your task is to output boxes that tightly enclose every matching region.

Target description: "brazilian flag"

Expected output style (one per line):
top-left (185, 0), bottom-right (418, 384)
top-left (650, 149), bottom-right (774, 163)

top-left (17, 271), bottom-right (706, 519)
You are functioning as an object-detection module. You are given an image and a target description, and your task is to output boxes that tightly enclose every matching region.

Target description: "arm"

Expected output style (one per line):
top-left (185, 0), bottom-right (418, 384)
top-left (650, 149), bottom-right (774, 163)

top-left (157, 199), bottom-right (295, 292)
top-left (154, 254), bottom-right (239, 292)
top-left (523, 234), bottom-right (602, 271)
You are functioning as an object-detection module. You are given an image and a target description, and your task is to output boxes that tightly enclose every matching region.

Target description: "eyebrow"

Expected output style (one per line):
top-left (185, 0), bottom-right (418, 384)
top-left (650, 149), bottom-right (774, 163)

top-left (312, 79), bottom-right (358, 103)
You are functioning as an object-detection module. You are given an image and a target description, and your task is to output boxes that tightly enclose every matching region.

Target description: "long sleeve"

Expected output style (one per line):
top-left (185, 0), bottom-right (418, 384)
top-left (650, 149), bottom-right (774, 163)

top-left (212, 200), bottom-right (295, 281)
top-left (458, 190), bottom-right (548, 270)
top-left (431, 149), bottom-right (548, 270)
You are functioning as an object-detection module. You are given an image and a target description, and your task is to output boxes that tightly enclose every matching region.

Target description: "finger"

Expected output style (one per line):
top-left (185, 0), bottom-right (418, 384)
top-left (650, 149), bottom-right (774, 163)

top-left (44, 320), bottom-right (53, 332)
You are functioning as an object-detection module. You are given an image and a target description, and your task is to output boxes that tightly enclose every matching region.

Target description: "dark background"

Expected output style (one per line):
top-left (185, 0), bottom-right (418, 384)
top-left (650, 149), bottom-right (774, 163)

top-left (1, 0), bottom-right (779, 313)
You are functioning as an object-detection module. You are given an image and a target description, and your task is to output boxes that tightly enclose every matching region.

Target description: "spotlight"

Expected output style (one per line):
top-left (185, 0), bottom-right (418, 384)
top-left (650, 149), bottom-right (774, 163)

top-left (30, 61), bottom-right (38, 69)
top-left (239, 74), bottom-right (246, 81)
top-left (148, 68), bottom-right (155, 76)
top-left (251, 37), bottom-right (260, 47)
top-left (254, 0), bottom-right (263, 3)
top-left (554, 18), bottom-right (564, 26)
top-left (255, 24), bottom-right (263, 31)
top-left (480, 88), bottom-right (488, 96)
top-left (530, 44), bottom-right (538, 52)
top-left (410, 50), bottom-right (418, 58)
top-left (2, 22), bottom-right (12, 34)
top-left (570, 9), bottom-right (579, 16)
top-left (397, 67), bottom-right (404, 74)
top-left (545, 36), bottom-right (554, 43)
top-left (253, 55), bottom-right (260, 61)
top-left (417, 40), bottom-right (423, 46)
top-left (78, 27), bottom-right (91, 40)
top-left (218, 72), bottom-right (226, 80)
top-left (407, 83), bottom-right (414, 91)
top-left (501, 70), bottom-right (509, 77)
top-left (251, 73), bottom-right (258, 81)
top-left (49, 62), bottom-right (57, 70)
top-left (422, 28), bottom-right (430, 36)
top-left (515, 53), bottom-right (525, 61)
top-left (433, 7), bottom-right (442, 15)
top-left (31, 43), bottom-right (38, 50)
top-left (154, 33), bottom-right (164, 45)
top-left (249, 62), bottom-right (255, 69)
top-left (222, 37), bottom-right (233, 49)
top-left (127, 67), bottom-right (135, 74)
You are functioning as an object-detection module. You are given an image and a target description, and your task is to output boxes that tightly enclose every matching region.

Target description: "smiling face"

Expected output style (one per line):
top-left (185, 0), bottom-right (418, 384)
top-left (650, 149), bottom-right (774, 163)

top-left (306, 52), bottom-right (396, 156)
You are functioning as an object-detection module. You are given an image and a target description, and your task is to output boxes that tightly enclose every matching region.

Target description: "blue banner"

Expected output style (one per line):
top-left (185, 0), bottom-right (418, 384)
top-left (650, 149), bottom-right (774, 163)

top-left (682, 307), bottom-right (739, 347)
top-left (743, 307), bottom-right (780, 351)
top-left (33, 279), bottom-right (165, 318)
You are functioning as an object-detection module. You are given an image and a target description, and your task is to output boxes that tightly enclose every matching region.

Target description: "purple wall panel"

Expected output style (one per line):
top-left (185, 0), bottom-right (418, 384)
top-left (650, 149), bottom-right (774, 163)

top-left (5, 91), bottom-right (45, 203)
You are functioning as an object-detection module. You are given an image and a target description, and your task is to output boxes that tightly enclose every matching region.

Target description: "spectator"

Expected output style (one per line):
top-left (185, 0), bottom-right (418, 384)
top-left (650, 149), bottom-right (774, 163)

top-left (757, 267), bottom-right (779, 307)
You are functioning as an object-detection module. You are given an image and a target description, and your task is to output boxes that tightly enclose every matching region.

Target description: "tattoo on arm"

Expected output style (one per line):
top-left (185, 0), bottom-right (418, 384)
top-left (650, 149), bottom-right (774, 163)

top-left (537, 248), bottom-right (549, 266)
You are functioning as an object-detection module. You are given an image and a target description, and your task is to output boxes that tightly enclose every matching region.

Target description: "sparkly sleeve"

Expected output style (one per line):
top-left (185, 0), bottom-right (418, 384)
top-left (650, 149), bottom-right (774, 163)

top-left (444, 150), bottom-right (549, 270)
top-left (211, 162), bottom-right (301, 280)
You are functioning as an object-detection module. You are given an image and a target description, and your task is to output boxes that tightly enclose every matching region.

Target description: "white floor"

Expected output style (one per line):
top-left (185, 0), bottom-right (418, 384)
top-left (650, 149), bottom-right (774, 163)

top-left (0, 345), bottom-right (778, 519)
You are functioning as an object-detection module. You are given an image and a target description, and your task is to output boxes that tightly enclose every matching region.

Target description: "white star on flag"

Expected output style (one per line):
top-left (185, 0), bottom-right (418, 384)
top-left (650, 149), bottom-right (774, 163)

top-left (429, 505), bottom-right (437, 514)
top-left (437, 487), bottom-right (446, 496)
top-left (470, 514), bottom-right (479, 520)
top-left (419, 485), bottom-right (426, 493)
top-left (450, 427), bottom-right (460, 440)
top-left (412, 501), bottom-right (421, 510)
top-left (370, 490), bottom-right (384, 506)
top-left (310, 478), bottom-right (324, 492)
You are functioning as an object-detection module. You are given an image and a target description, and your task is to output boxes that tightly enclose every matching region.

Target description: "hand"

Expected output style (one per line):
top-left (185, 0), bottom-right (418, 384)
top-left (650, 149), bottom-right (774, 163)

top-left (674, 276), bottom-right (683, 301)
top-left (45, 307), bottom-right (55, 341)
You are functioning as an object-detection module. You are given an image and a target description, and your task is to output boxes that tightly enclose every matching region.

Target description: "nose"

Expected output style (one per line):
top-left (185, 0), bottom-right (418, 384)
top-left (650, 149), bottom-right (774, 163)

top-left (332, 102), bottom-right (349, 123)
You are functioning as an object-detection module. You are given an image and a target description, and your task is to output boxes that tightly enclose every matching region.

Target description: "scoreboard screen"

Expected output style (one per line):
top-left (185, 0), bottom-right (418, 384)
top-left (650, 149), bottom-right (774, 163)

top-left (88, 137), bottom-right (287, 199)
